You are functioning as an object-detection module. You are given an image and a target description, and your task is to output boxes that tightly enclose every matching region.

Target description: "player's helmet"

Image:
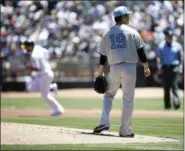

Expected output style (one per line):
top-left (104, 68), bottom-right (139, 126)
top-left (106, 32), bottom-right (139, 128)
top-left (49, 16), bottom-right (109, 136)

top-left (23, 40), bottom-right (34, 46)
top-left (113, 6), bottom-right (132, 17)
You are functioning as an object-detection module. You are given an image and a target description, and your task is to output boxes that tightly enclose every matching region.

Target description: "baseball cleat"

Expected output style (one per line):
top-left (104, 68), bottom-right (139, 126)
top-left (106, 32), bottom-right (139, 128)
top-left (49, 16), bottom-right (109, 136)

top-left (93, 125), bottom-right (109, 134)
top-left (51, 111), bottom-right (62, 116)
top-left (119, 133), bottom-right (135, 138)
top-left (174, 104), bottom-right (180, 110)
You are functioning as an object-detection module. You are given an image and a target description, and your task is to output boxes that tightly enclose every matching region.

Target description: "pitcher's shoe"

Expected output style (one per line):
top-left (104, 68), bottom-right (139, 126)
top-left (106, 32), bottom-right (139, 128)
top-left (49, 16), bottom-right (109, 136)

top-left (119, 133), bottom-right (135, 138)
top-left (174, 104), bottom-right (180, 110)
top-left (93, 125), bottom-right (109, 134)
top-left (51, 111), bottom-right (62, 116)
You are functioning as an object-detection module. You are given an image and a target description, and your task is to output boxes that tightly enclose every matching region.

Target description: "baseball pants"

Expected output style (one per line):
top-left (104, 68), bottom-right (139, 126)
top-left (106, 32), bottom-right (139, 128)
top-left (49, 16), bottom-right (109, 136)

top-left (99, 63), bottom-right (136, 136)
top-left (26, 72), bottom-right (65, 113)
top-left (162, 65), bottom-right (180, 109)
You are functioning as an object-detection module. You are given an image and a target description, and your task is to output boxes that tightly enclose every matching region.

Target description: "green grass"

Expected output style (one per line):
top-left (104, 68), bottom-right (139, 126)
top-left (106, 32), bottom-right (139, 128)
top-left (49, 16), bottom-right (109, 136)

top-left (1, 117), bottom-right (184, 150)
top-left (1, 97), bottom-right (184, 111)
top-left (0, 144), bottom-right (139, 150)
top-left (1, 143), bottom-right (183, 150)
top-left (1, 96), bottom-right (184, 150)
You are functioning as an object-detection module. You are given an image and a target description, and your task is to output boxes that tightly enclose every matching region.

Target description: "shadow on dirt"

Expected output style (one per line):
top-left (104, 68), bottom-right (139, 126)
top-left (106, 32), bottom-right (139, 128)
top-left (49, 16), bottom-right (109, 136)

top-left (80, 131), bottom-right (121, 138)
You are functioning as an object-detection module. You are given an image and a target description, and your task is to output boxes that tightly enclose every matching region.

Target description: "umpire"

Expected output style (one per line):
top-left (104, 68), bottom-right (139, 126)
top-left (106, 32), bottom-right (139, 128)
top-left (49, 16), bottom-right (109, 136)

top-left (156, 27), bottom-right (183, 110)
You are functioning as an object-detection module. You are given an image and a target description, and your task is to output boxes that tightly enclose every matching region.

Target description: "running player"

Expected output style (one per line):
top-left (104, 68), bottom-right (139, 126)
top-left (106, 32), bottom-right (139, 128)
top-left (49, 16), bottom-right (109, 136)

top-left (21, 41), bottom-right (65, 116)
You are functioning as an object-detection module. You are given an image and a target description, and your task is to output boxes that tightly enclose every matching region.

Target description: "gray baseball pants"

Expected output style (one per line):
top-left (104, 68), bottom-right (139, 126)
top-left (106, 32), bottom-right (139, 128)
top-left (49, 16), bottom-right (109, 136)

top-left (99, 62), bottom-right (136, 136)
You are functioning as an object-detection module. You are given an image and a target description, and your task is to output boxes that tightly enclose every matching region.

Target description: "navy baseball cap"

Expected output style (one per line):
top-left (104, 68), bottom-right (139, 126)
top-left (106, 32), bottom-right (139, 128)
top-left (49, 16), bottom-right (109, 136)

top-left (163, 27), bottom-right (173, 36)
top-left (113, 6), bottom-right (132, 17)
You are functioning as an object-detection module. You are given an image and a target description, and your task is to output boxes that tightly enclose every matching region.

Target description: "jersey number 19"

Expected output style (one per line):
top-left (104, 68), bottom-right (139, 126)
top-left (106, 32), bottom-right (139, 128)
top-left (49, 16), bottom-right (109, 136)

top-left (109, 33), bottom-right (126, 49)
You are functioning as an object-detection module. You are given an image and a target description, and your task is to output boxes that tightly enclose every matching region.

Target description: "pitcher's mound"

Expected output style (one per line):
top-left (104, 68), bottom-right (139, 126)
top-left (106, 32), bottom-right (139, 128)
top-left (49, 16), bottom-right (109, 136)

top-left (1, 122), bottom-right (179, 145)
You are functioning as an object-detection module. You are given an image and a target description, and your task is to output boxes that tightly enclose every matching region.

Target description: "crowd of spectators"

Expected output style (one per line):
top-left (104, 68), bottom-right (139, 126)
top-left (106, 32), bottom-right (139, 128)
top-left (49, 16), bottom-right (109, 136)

top-left (1, 0), bottom-right (184, 81)
top-left (1, 0), bottom-right (184, 57)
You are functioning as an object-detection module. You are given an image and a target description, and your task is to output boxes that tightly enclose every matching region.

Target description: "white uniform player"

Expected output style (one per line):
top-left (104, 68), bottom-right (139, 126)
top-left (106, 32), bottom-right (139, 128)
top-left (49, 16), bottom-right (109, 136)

top-left (93, 6), bottom-right (151, 137)
top-left (22, 41), bottom-right (65, 116)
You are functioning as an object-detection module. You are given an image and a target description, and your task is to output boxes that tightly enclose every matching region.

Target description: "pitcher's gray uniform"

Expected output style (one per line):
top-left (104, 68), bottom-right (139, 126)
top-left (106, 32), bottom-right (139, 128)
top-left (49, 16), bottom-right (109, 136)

top-left (93, 6), bottom-right (151, 137)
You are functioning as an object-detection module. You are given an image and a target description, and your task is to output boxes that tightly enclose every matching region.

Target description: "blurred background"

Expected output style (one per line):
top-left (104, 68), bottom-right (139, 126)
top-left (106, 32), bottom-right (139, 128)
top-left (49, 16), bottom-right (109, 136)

top-left (1, 0), bottom-right (184, 91)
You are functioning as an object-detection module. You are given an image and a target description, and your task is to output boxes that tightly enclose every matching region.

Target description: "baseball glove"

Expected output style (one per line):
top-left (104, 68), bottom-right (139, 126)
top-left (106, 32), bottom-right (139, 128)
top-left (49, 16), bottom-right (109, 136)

top-left (94, 75), bottom-right (108, 94)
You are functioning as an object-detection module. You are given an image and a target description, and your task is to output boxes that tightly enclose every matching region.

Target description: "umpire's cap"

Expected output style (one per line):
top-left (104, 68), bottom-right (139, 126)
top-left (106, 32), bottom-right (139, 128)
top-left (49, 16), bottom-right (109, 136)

top-left (113, 6), bottom-right (132, 17)
top-left (163, 27), bottom-right (173, 36)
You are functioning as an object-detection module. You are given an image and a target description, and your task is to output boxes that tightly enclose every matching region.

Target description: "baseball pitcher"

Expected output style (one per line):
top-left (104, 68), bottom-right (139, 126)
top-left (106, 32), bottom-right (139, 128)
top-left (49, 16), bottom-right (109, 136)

top-left (93, 6), bottom-right (151, 137)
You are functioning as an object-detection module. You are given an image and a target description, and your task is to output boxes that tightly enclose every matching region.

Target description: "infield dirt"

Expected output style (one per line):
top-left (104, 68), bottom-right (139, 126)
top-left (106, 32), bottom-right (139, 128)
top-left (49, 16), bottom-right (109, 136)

top-left (1, 122), bottom-right (179, 145)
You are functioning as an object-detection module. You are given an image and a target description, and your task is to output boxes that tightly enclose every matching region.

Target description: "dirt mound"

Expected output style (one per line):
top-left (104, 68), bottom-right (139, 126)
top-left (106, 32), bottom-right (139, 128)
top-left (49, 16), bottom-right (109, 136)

top-left (1, 122), bottom-right (179, 145)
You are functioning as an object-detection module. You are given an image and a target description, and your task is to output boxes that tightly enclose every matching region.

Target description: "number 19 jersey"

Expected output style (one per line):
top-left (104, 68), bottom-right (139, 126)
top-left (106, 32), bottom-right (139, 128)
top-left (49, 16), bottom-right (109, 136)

top-left (99, 24), bottom-right (145, 65)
